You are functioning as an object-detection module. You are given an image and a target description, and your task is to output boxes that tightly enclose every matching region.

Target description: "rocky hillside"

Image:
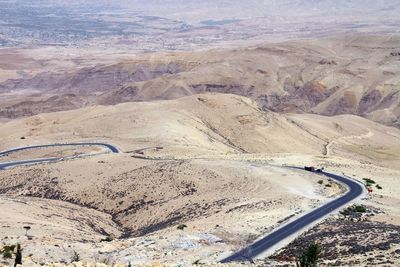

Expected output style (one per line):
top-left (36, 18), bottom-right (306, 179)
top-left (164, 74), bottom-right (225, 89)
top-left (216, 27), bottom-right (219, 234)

top-left (1, 93), bottom-right (400, 266)
top-left (2, 93), bottom-right (399, 165)
top-left (1, 35), bottom-right (399, 127)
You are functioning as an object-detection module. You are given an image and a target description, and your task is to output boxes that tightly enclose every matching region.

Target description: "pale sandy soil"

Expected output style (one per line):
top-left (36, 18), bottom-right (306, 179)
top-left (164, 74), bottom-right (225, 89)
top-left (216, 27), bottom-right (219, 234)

top-left (1, 94), bottom-right (399, 158)
top-left (0, 93), bottom-right (399, 266)
top-left (1, 36), bottom-right (400, 130)
top-left (0, 47), bottom-right (139, 82)
top-left (0, 196), bottom-right (122, 242)
top-left (0, 146), bottom-right (106, 162)
top-left (0, 155), bottom-right (337, 265)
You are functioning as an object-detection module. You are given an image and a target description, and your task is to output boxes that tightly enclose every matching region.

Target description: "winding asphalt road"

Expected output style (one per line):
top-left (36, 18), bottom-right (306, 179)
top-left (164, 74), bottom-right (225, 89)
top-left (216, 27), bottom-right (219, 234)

top-left (0, 144), bottom-right (365, 262)
top-left (221, 168), bottom-right (365, 263)
top-left (0, 143), bottom-right (119, 170)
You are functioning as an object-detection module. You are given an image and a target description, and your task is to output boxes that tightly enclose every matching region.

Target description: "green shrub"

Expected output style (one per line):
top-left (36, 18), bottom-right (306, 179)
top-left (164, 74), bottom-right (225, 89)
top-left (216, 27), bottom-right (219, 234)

top-left (2, 251), bottom-right (12, 259)
top-left (100, 236), bottom-right (113, 242)
top-left (177, 224), bottom-right (187, 230)
top-left (363, 178), bottom-right (376, 184)
top-left (376, 184), bottom-right (383, 190)
top-left (1, 245), bottom-right (16, 259)
top-left (71, 250), bottom-right (80, 262)
top-left (2, 245), bottom-right (16, 252)
top-left (318, 180), bottom-right (323, 185)
top-left (354, 205), bottom-right (366, 213)
top-left (296, 242), bottom-right (322, 267)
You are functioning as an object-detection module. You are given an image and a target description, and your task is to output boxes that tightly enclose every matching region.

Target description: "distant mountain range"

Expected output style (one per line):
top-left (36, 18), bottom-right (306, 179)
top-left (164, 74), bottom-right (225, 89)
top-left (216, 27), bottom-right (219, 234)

top-left (1, 35), bottom-right (399, 128)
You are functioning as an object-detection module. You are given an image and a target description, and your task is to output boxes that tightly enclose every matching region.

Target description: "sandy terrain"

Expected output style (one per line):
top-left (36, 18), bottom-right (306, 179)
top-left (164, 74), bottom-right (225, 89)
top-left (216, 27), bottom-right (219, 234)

top-left (0, 2), bottom-right (399, 265)
top-left (0, 47), bottom-right (139, 82)
top-left (0, 93), bottom-right (399, 266)
top-left (0, 155), bottom-right (337, 266)
top-left (1, 93), bottom-right (399, 160)
top-left (1, 35), bottom-right (399, 129)
top-left (0, 146), bottom-right (106, 163)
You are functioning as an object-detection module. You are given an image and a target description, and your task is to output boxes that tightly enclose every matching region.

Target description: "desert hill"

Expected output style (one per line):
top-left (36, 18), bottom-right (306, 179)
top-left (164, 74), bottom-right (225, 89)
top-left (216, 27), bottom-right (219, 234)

top-left (1, 35), bottom-right (399, 128)
top-left (1, 93), bottom-right (399, 166)
top-left (0, 94), bottom-right (350, 261)
top-left (1, 93), bottom-right (400, 265)
top-left (1, 1), bottom-right (400, 265)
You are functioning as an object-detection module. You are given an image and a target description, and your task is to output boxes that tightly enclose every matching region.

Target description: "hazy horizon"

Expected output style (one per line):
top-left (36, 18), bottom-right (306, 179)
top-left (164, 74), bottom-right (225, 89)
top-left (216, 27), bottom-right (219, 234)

top-left (1, 0), bottom-right (400, 48)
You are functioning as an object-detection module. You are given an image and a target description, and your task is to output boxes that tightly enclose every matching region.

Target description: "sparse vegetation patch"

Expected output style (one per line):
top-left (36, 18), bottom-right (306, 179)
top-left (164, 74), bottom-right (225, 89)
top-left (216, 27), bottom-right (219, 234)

top-left (342, 205), bottom-right (367, 214)
top-left (100, 236), bottom-right (113, 242)
top-left (71, 250), bottom-right (80, 262)
top-left (1, 245), bottom-right (15, 259)
top-left (177, 224), bottom-right (187, 230)
top-left (296, 242), bottom-right (322, 267)
top-left (363, 178), bottom-right (376, 185)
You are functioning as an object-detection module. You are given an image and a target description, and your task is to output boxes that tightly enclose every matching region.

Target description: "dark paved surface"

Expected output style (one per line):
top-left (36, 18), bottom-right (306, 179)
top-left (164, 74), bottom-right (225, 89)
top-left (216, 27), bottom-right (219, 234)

top-left (221, 169), bottom-right (365, 263)
top-left (0, 143), bottom-right (119, 170)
